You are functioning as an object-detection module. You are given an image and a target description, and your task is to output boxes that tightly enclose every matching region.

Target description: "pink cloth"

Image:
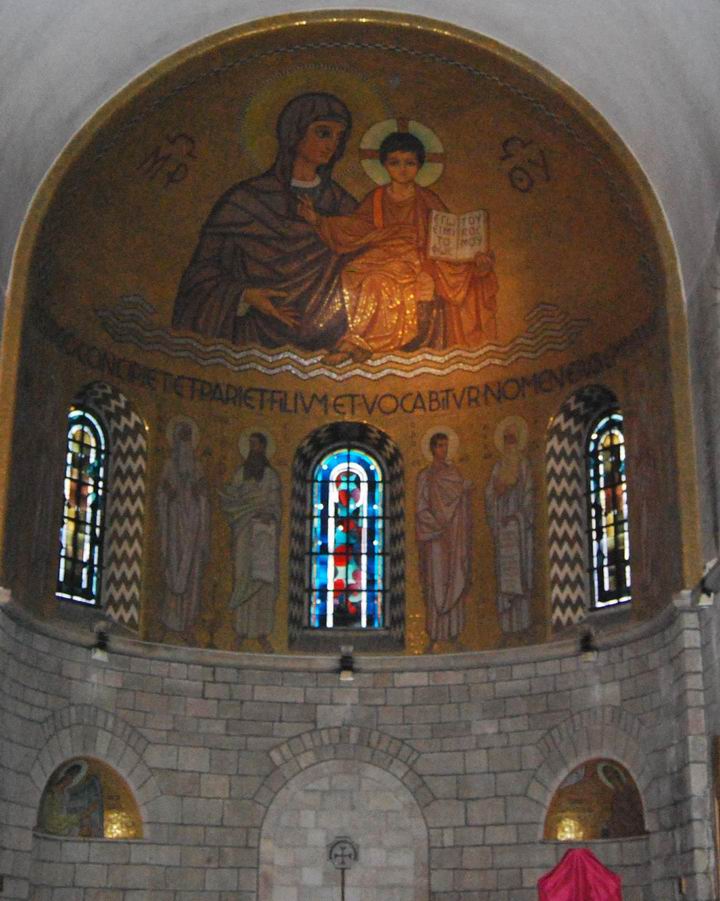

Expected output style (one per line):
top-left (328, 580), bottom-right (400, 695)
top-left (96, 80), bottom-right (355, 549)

top-left (538, 849), bottom-right (622, 901)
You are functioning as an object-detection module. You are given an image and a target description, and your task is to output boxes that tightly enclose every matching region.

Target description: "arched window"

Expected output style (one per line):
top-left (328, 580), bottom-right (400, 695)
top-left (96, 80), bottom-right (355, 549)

top-left (289, 422), bottom-right (404, 649)
top-left (54, 383), bottom-right (147, 628)
top-left (57, 408), bottom-right (108, 605)
top-left (308, 446), bottom-right (385, 630)
top-left (546, 385), bottom-right (631, 628)
top-left (586, 410), bottom-right (631, 608)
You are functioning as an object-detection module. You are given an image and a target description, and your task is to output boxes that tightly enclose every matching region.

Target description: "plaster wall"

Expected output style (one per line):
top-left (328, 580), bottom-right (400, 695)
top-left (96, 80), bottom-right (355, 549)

top-left (0, 595), bottom-right (716, 899)
top-left (687, 232), bottom-right (720, 560)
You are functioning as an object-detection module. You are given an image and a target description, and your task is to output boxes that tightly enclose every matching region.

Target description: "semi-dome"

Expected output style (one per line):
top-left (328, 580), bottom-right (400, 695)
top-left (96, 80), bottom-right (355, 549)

top-left (0, 12), bottom-right (701, 654)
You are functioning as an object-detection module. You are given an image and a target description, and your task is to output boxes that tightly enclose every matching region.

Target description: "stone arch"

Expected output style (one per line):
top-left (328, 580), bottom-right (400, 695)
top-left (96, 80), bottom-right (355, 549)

top-left (30, 703), bottom-right (161, 836)
top-left (258, 759), bottom-right (430, 901)
top-left (288, 422), bottom-right (405, 645)
top-left (527, 705), bottom-right (656, 837)
top-left (256, 726), bottom-right (434, 810)
top-left (545, 384), bottom-right (618, 628)
top-left (73, 380), bottom-right (147, 630)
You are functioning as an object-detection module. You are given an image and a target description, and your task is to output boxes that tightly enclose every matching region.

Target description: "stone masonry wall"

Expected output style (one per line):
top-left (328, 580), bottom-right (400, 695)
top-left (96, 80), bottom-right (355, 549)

top-left (0, 594), bottom-right (716, 900)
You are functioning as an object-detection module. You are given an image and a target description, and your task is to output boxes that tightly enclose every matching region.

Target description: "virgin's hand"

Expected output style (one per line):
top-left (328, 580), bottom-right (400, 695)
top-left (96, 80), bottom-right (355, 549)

top-left (242, 287), bottom-right (300, 328)
top-left (474, 250), bottom-right (495, 275)
top-left (297, 195), bottom-right (318, 225)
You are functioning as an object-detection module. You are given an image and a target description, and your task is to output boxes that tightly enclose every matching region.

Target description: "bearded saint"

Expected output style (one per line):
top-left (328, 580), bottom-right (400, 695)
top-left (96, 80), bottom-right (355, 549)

top-left (220, 433), bottom-right (281, 652)
top-left (156, 421), bottom-right (211, 633)
top-left (415, 432), bottom-right (473, 646)
top-left (485, 421), bottom-right (534, 633)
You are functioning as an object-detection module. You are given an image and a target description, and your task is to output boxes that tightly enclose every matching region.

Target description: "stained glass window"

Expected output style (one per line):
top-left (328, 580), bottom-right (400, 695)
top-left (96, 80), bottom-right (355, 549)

top-left (57, 408), bottom-right (108, 605)
top-left (307, 447), bottom-right (385, 629)
top-left (586, 411), bottom-right (631, 608)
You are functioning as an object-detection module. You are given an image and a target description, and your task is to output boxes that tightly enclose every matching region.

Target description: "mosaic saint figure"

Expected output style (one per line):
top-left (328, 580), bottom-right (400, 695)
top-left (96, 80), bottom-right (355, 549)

top-left (38, 761), bottom-right (103, 838)
top-left (172, 92), bottom-right (365, 355)
top-left (220, 432), bottom-right (281, 652)
top-left (299, 129), bottom-right (498, 359)
top-left (544, 759), bottom-right (645, 842)
top-left (485, 416), bottom-right (534, 633)
top-left (156, 417), bottom-right (211, 634)
top-left (415, 431), bottom-right (473, 647)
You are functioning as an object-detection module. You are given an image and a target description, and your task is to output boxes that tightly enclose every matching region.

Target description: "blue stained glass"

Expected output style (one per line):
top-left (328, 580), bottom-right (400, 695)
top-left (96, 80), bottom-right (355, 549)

top-left (57, 409), bottom-right (108, 605)
top-left (586, 411), bottom-right (630, 608)
top-left (307, 447), bottom-right (385, 629)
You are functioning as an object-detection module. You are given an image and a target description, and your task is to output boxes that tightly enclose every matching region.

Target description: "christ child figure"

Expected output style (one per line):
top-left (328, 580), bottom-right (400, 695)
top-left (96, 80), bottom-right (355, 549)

top-left (298, 129), bottom-right (498, 360)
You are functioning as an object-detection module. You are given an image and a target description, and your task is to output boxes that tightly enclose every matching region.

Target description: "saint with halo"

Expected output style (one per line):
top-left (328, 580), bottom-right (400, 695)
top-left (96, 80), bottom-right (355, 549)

top-left (298, 117), bottom-right (498, 361)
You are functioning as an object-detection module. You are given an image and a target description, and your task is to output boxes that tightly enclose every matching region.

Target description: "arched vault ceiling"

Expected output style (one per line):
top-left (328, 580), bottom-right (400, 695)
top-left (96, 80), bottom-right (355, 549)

top-left (1, 0), bottom-right (719, 313)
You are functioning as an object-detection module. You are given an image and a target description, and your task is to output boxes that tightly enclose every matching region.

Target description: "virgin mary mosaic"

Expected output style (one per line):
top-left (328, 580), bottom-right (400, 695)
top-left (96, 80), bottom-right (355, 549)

top-left (42, 14), bottom-right (660, 384)
top-left (171, 94), bottom-right (498, 363)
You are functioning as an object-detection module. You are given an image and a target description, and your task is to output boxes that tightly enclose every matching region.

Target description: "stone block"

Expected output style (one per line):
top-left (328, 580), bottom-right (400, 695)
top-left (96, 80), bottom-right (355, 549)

top-left (466, 797), bottom-right (506, 825)
top-left (177, 747), bottom-right (211, 772)
top-left (205, 868), bottom-right (239, 890)
top-left (73, 864), bottom-right (109, 887)
top-left (88, 843), bottom-right (131, 864)
top-left (425, 799), bottom-right (466, 826)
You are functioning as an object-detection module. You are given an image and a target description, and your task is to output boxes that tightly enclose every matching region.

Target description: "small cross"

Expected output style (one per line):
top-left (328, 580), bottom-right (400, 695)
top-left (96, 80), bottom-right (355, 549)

top-left (329, 837), bottom-right (358, 870)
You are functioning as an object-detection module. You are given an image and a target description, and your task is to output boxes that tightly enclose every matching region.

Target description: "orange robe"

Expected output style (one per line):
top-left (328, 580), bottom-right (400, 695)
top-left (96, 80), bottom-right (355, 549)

top-left (316, 185), bottom-right (498, 351)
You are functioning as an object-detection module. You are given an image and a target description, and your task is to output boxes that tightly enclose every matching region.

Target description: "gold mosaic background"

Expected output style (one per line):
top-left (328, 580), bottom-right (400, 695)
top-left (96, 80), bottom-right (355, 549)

top-left (544, 758), bottom-right (645, 841)
top-left (36, 756), bottom-right (142, 840)
top-left (0, 13), bottom-right (698, 653)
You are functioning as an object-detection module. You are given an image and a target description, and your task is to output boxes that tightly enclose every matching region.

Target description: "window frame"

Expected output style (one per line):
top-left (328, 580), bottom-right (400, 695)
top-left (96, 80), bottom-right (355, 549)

top-left (585, 408), bottom-right (631, 610)
top-left (56, 407), bottom-right (109, 607)
top-left (288, 422), bottom-right (404, 651)
top-left (305, 442), bottom-right (388, 633)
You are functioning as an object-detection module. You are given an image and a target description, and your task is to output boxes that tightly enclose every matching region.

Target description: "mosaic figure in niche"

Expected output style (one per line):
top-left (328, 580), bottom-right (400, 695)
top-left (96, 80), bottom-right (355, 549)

top-left (299, 126), bottom-right (498, 360)
top-left (37, 760), bottom-right (103, 838)
top-left (172, 92), bottom-right (362, 355)
top-left (485, 416), bottom-right (534, 633)
top-left (156, 416), bottom-right (211, 634)
top-left (415, 430), bottom-right (473, 649)
top-left (220, 431), bottom-right (281, 652)
top-left (544, 758), bottom-right (646, 841)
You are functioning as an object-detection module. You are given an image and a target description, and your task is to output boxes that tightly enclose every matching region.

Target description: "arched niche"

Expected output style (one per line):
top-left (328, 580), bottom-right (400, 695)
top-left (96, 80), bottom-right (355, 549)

top-left (543, 757), bottom-right (646, 841)
top-left (259, 759), bottom-right (429, 901)
top-left (35, 755), bottom-right (143, 840)
top-left (289, 421), bottom-right (404, 650)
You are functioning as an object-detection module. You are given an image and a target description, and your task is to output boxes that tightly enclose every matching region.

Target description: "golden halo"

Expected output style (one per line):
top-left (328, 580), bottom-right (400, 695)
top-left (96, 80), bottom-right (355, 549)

top-left (597, 762), bottom-right (627, 790)
top-left (57, 759), bottom-right (89, 789)
top-left (421, 425), bottom-right (459, 462)
top-left (493, 415), bottom-right (528, 454)
top-left (360, 117), bottom-right (445, 187)
top-left (238, 65), bottom-right (390, 172)
top-left (238, 427), bottom-right (276, 461)
top-left (165, 415), bottom-right (199, 449)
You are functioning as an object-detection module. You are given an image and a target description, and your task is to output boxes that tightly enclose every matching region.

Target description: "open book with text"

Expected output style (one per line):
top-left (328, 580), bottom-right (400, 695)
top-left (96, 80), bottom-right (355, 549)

top-left (427, 208), bottom-right (489, 262)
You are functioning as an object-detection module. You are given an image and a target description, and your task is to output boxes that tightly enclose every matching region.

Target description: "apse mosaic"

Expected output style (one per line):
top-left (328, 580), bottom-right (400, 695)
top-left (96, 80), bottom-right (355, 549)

top-left (36, 758), bottom-right (142, 840)
top-left (4, 12), bottom-right (692, 652)
top-left (30, 13), bottom-right (664, 390)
